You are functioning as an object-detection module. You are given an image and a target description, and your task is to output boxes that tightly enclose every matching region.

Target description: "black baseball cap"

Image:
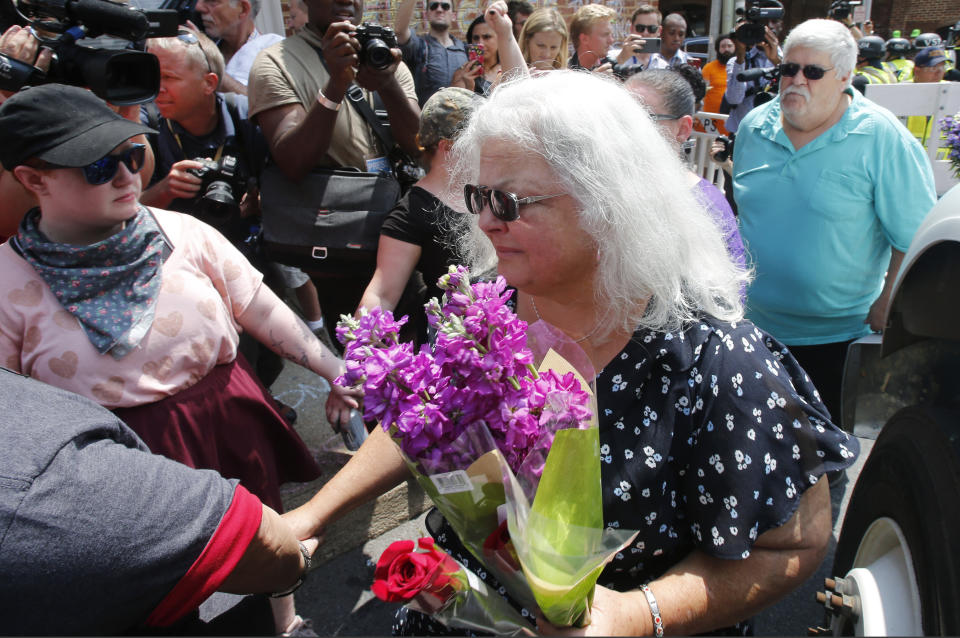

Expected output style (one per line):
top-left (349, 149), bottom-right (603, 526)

top-left (0, 84), bottom-right (155, 171)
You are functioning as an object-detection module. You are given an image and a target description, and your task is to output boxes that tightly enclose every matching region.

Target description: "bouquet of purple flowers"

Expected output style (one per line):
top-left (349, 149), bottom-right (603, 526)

top-left (336, 266), bottom-right (593, 477)
top-left (336, 266), bottom-right (636, 628)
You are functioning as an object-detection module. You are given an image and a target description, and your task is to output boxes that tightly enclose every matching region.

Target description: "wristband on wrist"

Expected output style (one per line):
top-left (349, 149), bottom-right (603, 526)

top-left (270, 541), bottom-right (312, 598)
top-left (641, 583), bottom-right (664, 637)
top-left (316, 89), bottom-right (341, 112)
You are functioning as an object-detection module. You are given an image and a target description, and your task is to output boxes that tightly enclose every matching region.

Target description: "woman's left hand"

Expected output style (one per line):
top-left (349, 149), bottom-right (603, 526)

top-left (324, 380), bottom-right (361, 431)
top-left (537, 586), bottom-right (648, 636)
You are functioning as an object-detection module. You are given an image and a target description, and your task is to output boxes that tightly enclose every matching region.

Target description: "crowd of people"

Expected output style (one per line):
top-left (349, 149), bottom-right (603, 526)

top-left (0, 0), bottom-right (952, 634)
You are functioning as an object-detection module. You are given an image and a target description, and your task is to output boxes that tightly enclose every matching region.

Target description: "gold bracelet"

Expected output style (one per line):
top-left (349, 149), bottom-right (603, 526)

top-left (316, 89), bottom-right (341, 112)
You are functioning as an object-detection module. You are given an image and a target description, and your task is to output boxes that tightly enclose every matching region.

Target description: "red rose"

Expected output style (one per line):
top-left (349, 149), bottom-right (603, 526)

top-left (371, 537), bottom-right (461, 611)
top-left (482, 520), bottom-right (521, 572)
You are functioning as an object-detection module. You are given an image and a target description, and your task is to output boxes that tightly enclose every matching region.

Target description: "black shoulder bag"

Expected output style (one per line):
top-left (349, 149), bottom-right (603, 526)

top-left (259, 53), bottom-right (405, 274)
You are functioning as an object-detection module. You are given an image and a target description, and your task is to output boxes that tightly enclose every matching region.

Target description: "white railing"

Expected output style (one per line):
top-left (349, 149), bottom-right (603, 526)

top-left (689, 112), bottom-right (730, 189)
top-left (864, 82), bottom-right (960, 196)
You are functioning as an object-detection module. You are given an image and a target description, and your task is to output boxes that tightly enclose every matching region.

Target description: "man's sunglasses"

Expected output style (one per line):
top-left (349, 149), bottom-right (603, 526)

top-left (779, 62), bottom-right (834, 80)
top-left (69, 144), bottom-right (147, 185)
top-left (429, 2), bottom-right (451, 11)
top-left (177, 31), bottom-right (213, 73)
top-left (633, 24), bottom-right (659, 34)
top-left (464, 184), bottom-right (565, 222)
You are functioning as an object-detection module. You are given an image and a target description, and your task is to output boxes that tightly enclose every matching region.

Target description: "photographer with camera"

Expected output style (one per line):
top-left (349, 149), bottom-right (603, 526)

top-left (394, 0), bottom-right (470, 105)
top-left (827, 0), bottom-right (863, 41)
top-left (248, 0), bottom-right (419, 327)
top-left (723, 0), bottom-right (783, 133)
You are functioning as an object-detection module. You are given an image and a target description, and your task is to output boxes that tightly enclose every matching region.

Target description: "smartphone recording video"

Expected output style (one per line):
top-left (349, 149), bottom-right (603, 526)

top-left (633, 37), bottom-right (661, 54)
top-left (467, 43), bottom-right (485, 66)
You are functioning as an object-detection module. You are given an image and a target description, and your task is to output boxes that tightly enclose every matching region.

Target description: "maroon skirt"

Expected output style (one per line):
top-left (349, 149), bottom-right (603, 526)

top-left (114, 355), bottom-right (321, 512)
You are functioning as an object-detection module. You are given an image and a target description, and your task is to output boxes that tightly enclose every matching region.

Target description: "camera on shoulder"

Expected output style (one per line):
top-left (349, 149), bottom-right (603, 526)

top-left (354, 23), bottom-right (398, 71)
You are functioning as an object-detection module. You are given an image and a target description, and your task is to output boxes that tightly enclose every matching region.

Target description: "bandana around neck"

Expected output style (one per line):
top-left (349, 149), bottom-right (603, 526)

top-left (14, 207), bottom-right (171, 359)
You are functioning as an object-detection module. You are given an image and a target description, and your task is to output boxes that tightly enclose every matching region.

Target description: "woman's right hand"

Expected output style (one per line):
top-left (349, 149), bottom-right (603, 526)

top-left (451, 59), bottom-right (483, 89)
top-left (325, 380), bottom-right (361, 432)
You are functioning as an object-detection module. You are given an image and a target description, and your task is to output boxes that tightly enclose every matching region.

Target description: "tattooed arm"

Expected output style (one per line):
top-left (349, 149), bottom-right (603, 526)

top-left (235, 284), bottom-right (360, 426)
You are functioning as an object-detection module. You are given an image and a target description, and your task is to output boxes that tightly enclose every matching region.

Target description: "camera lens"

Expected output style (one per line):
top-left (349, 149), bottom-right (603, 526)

top-left (363, 39), bottom-right (393, 70)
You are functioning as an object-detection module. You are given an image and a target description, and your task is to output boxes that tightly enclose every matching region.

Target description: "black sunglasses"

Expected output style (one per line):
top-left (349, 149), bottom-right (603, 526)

top-left (633, 24), bottom-right (659, 34)
top-left (779, 62), bottom-right (834, 80)
top-left (429, 2), bottom-right (451, 11)
top-left (464, 184), bottom-right (565, 222)
top-left (70, 144), bottom-right (147, 185)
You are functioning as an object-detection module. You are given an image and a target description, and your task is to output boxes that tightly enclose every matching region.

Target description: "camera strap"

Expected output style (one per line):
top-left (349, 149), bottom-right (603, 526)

top-left (309, 44), bottom-right (397, 155)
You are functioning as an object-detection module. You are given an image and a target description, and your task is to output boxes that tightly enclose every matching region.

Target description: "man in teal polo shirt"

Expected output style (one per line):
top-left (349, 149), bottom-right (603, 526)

top-left (732, 18), bottom-right (935, 425)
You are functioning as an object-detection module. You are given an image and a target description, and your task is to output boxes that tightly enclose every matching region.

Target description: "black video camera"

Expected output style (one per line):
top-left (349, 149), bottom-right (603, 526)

top-left (188, 155), bottom-right (246, 220)
top-left (354, 23), bottom-right (397, 71)
top-left (0, 0), bottom-right (178, 104)
top-left (734, 0), bottom-right (784, 47)
top-left (828, 0), bottom-right (862, 21)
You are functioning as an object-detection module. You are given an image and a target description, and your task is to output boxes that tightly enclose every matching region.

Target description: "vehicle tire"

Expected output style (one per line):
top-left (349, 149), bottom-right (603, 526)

top-left (832, 405), bottom-right (960, 635)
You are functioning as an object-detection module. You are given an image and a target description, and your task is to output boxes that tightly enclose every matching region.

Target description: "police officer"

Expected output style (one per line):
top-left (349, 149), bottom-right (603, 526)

top-left (883, 37), bottom-right (914, 81)
top-left (852, 35), bottom-right (895, 93)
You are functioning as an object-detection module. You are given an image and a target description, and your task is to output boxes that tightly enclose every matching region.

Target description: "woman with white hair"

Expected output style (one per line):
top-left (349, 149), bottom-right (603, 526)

top-left (285, 70), bottom-right (858, 634)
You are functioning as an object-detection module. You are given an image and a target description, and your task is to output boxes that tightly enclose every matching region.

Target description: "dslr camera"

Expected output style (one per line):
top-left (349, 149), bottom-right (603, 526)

top-left (354, 23), bottom-right (397, 71)
top-left (188, 155), bottom-right (246, 220)
top-left (734, 0), bottom-right (784, 47)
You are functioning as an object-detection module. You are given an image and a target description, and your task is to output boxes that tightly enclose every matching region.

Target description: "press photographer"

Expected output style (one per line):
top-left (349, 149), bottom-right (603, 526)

top-left (247, 0), bottom-right (420, 327)
top-left (140, 28), bottom-right (266, 246)
top-left (0, 0), bottom-right (178, 104)
top-left (723, 0), bottom-right (783, 133)
top-left (827, 0), bottom-right (863, 40)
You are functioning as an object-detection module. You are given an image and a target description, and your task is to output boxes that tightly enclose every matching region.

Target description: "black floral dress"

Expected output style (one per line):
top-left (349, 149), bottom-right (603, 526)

top-left (395, 315), bottom-right (859, 635)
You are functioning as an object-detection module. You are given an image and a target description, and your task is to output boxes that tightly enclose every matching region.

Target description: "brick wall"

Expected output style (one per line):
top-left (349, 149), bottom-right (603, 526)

top-left (282, 1), bottom-right (661, 42)
top-left (867, 0), bottom-right (958, 40)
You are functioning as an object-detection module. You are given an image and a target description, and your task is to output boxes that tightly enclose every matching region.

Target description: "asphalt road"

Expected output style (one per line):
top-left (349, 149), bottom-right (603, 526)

top-left (269, 359), bottom-right (874, 636)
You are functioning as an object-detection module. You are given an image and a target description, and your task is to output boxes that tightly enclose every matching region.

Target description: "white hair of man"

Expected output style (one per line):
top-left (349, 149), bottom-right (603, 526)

top-left (447, 70), bottom-right (748, 336)
top-left (662, 12), bottom-right (687, 29)
top-left (782, 19), bottom-right (857, 87)
top-left (232, 0), bottom-right (260, 18)
top-left (148, 29), bottom-right (226, 84)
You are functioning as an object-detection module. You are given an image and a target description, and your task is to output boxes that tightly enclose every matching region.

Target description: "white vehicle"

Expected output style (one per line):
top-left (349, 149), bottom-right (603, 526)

top-left (818, 183), bottom-right (960, 635)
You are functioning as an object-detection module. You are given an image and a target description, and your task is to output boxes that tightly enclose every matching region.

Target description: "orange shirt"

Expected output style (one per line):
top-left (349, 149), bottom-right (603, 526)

top-left (697, 59), bottom-right (729, 135)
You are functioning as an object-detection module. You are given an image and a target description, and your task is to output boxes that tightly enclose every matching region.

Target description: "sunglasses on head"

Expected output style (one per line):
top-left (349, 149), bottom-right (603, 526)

top-left (177, 31), bottom-right (213, 72)
top-left (464, 184), bottom-right (565, 222)
top-left (429, 2), bottom-right (451, 11)
top-left (779, 62), bottom-right (833, 80)
top-left (64, 144), bottom-right (147, 185)
top-left (633, 24), bottom-right (658, 34)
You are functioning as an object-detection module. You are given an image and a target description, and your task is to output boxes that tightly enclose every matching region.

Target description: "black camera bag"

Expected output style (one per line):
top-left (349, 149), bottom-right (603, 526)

top-left (260, 165), bottom-right (400, 269)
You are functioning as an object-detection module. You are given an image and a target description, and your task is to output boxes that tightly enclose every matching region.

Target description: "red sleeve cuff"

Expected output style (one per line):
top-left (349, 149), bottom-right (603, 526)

top-left (146, 484), bottom-right (263, 627)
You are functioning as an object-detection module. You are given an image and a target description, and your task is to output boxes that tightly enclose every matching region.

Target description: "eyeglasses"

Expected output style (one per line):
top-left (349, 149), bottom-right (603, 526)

top-left (429, 2), bottom-right (451, 11)
top-left (177, 31), bottom-right (213, 73)
top-left (71, 144), bottom-right (147, 185)
top-left (651, 113), bottom-right (683, 121)
top-left (779, 62), bottom-right (834, 80)
top-left (464, 184), bottom-right (565, 222)
top-left (633, 24), bottom-right (659, 34)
